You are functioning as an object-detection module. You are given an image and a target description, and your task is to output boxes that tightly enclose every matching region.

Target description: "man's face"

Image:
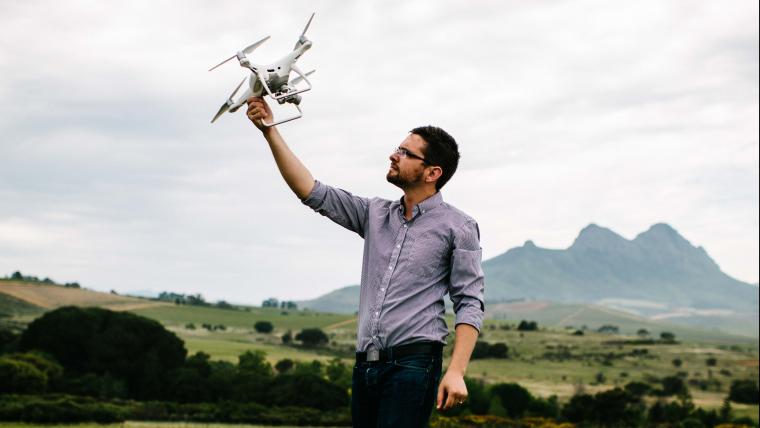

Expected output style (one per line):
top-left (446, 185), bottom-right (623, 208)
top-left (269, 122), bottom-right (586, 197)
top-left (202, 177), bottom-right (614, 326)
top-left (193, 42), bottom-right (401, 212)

top-left (386, 134), bottom-right (428, 189)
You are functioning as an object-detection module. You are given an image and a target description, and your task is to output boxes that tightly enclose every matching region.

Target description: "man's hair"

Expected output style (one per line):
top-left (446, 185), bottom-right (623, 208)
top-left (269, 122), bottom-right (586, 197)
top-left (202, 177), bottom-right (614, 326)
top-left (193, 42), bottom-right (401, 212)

top-left (411, 125), bottom-right (460, 191)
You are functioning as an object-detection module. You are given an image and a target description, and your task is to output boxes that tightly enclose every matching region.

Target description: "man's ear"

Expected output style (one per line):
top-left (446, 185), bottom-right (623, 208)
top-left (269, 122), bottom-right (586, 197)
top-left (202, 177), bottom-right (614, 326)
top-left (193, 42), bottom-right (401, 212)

top-left (426, 166), bottom-right (443, 183)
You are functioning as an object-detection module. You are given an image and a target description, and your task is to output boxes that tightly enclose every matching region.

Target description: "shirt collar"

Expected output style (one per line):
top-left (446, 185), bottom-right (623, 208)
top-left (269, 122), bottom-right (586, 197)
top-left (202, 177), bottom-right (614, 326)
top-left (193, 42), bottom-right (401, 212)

top-left (395, 191), bottom-right (444, 218)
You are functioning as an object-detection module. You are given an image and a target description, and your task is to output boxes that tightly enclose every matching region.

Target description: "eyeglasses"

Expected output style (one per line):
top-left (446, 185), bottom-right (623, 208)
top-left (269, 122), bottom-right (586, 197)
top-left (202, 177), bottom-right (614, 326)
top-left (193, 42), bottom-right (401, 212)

top-left (393, 147), bottom-right (428, 163)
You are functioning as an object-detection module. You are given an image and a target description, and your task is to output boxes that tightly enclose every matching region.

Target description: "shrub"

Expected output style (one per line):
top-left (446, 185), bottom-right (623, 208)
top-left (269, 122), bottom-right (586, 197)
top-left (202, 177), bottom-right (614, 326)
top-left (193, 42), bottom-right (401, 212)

top-left (295, 328), bottom-right (329, 347)
top-left (0, 358), bottom-right (46, 393)
top-left (254, 321), bottom-right (274, 334)
top-left (728, 379), bottom-right (759, 404)
top-left (275, 358), bottom-right (294, 374)
top-left (624, 381), bottom-right (652, 397)
top-left (659, 375), bottom-right (688, 397)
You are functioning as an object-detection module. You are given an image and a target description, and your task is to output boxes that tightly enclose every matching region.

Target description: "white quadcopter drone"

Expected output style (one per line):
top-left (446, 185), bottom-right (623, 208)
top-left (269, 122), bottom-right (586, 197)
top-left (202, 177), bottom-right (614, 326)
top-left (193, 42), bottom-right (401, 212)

top-left (210, 13), bottom-right (315, 126)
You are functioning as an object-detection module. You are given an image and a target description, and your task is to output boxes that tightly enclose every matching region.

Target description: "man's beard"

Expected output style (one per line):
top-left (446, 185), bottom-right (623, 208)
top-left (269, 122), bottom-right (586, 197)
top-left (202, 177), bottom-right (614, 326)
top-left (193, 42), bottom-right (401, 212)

top-left (386, 167), bottom-right (423, 188)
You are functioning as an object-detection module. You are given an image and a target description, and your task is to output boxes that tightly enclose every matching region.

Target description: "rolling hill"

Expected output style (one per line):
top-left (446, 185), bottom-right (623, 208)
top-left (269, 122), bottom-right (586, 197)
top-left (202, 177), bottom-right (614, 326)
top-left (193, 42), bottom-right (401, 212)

top-left (299, 223), bottom-right (759, 337)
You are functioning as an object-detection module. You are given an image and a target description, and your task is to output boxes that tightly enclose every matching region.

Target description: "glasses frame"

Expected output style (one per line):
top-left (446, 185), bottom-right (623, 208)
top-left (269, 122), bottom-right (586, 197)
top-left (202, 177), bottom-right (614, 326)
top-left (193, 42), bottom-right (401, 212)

top-left (394, 147), bottom-right (428, 164)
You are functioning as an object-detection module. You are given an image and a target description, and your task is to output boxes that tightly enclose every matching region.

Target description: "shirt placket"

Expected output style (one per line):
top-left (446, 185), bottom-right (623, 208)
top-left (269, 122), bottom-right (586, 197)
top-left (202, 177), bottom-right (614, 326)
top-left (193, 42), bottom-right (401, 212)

top-left (369, 209), bottom-right (412, 350)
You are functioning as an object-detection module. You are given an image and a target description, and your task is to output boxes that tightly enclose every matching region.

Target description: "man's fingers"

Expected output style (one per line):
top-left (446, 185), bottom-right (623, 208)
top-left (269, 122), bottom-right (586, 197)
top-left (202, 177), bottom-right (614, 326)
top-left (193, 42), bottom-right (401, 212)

top-left (436, 384), bottom-right (445, 410)
top-left (444, 393), bottom-right (457, 410)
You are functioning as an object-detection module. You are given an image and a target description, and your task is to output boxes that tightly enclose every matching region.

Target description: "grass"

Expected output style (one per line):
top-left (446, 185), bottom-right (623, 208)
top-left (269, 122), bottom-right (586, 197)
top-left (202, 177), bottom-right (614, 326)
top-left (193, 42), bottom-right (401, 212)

top-left (0, 421), bottom-right (351, 428)
top-left (131, 305), bottom-right (354, 331)
top-left (2, 290), bottom-right (757, 424)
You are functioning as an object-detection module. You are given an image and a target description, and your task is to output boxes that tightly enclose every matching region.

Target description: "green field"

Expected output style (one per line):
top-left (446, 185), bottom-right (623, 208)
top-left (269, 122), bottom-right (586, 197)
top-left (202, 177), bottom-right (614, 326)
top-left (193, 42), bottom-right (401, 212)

top-left (0, 424), bottom-right (315, 428)
top-left (124, 303), bottom-right (759, 422)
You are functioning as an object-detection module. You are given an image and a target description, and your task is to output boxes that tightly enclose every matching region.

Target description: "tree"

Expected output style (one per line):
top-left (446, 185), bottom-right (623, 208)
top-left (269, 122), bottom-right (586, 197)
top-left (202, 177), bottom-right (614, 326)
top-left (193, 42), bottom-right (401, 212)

top-left (325, 358), bottom-right (351, 389)
top-left (488, 342), bottom-right (509, 359)
top-left (660, 375), bottom-right (688, 396)
top-left (238, 350), bottom-right (273, 378)
top-left (295, 328), bottom-right (329, 347)
top-left (597, 325), bottom-right (620, 334)
top-left (705, 357), bottom-right (717, 367)
top-left (672, 358), bottom-right (683, 368)
top-left (262, 298), bottom-right (279, 308)
top-left (728, 379), bottom-right (759, 404)
top-left (267, 373), bottom-right (349, 410)
top-left (275, 358), bottom-right (294, 374)
top-left (491, 382), bottom-right (533, 418)
top-left (517, 320), bottom-right (538, 331)
top-left (660, 331), bottom-right (676, 342)
top-left (562, 393), bottom-right (595, 423)
top-left (19, 306), bottom-right (186, 400)
top-left (470, 341), bottom-right (491, 359)
top-left (625, 381), bottom-right (652, 397)
top-left (254, 321), bottom-right (274, 334)
top-left (636, 328), bottom-right (650, 338)
top-left (281, 330), bottom-right (293, 344)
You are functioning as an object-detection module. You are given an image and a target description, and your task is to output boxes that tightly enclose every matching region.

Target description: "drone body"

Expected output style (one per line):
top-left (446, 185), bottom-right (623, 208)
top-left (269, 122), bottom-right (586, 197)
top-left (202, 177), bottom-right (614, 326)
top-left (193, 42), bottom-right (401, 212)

top-left (210, 13), bottom-right (315, 126)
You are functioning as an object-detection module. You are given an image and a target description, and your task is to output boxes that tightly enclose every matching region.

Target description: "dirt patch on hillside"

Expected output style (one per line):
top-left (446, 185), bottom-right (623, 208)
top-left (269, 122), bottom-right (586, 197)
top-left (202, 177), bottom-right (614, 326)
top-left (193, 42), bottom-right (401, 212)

top-left (490, 301), bottom-right (549, 314)
top-left (324, 317), bottom-right (358, 330)
top-left (0, 282), bottom-right (147, 309)
top-left (102, 301), bottom-right (171, 311)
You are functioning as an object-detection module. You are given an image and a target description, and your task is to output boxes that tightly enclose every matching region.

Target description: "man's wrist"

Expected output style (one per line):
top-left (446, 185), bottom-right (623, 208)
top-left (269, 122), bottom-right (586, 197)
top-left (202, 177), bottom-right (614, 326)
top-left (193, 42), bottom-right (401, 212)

top-left (261, 125), bottom-right (278, 139)
top-left (446, 365), bottom-right (466, 377)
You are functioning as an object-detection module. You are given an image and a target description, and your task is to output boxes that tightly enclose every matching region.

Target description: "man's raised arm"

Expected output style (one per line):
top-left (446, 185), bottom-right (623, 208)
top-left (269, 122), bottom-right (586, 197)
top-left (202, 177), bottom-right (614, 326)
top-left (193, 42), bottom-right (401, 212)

top-left (246, 97), bottom-right (314, 200)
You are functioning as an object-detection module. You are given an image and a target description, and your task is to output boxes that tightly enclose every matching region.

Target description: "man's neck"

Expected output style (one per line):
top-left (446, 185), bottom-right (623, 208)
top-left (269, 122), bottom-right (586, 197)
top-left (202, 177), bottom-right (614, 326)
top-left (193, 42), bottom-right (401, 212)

top-left (402, 186), bottom-right (437, 221)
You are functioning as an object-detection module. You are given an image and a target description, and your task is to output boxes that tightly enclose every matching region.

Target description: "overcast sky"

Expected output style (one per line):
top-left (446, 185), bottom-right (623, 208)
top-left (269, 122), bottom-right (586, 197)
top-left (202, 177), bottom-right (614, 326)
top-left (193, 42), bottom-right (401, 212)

top-left (1, 1), bottom-right (758, 305)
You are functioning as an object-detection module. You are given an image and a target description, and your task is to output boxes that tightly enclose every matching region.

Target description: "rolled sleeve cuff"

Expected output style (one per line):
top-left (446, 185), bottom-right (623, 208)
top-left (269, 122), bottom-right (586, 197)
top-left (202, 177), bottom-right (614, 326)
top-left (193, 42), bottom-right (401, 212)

top-left (454, 299), bottom-right (484, 332)
top-left (301, 180), bottom-right (326, 207)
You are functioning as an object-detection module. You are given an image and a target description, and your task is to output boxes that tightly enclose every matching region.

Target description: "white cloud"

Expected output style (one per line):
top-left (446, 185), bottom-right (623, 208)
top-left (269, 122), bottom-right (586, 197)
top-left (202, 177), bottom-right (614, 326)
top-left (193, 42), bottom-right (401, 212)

top-left (1, 0), bottom-right (757, 303)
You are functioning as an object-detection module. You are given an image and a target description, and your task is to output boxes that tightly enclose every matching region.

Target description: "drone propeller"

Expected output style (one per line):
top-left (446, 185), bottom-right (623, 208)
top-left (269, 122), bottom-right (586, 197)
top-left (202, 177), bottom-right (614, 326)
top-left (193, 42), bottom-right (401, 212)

top-left (294, 13), bottom-right (315, 49)
top-left (211, 77), bottom-right (246, 123)
top-left (209, 35), bottom-right (271, 71)
top-left (290, 69), bottom-right (315, 86)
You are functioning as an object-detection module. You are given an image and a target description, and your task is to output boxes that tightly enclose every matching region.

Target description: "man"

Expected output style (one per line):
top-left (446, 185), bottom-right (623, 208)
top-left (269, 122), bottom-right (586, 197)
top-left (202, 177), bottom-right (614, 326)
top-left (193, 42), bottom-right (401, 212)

top-left (246, 97), bottom-right (484, 427)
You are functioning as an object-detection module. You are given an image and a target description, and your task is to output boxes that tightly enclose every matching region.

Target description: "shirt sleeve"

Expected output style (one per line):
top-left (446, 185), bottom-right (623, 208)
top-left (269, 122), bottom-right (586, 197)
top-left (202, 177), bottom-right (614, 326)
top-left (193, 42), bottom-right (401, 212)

top-left (301, 180), bottom-right (370, 238)
top-left (448, 219), bottom-right (485, 332)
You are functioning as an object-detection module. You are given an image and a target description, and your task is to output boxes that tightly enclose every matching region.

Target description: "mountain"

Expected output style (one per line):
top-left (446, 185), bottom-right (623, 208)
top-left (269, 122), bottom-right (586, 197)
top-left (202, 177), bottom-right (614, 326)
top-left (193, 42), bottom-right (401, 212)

top-left (297, 284), bottom-right (360, 314)
top-left (299, 223), bottom-right (759, 337)
top-left (483, 223), bottom-right (756, 310)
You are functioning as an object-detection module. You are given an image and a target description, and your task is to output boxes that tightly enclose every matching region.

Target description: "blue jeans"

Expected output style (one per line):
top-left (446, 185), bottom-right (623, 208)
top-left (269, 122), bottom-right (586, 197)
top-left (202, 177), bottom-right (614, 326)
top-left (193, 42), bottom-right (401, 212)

top-left (351, 353), bottom-right (443, 428)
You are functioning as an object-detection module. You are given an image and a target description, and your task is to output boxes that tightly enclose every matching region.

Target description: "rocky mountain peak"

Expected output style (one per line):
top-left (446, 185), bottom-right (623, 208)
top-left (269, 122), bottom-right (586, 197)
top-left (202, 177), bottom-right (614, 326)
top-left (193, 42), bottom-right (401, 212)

top-left (570, 223), bottom-right (628, 251)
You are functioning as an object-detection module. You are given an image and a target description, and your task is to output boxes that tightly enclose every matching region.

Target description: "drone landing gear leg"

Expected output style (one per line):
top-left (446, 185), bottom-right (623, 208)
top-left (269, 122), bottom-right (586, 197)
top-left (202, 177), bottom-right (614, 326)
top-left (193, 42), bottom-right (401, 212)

top-left (258, 69), bottom-right (311, 127)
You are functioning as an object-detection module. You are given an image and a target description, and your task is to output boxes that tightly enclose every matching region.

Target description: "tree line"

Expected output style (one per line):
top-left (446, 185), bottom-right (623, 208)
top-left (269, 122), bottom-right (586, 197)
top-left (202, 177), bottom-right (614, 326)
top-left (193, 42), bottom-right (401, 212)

top-left (1, 270), bottom-right (80, 288)
top-left (0, 306), bottom-right (757, 426)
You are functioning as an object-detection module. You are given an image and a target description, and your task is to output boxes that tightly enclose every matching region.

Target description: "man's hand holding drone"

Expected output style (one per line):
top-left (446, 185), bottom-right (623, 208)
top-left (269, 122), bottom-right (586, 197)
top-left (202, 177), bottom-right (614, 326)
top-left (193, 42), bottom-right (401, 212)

top-left (247, 97), bottom-right (273, 131)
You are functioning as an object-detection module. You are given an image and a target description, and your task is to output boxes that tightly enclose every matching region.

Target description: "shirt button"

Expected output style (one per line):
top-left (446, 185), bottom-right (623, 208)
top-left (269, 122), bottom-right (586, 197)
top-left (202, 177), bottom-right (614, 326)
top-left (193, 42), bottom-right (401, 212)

top-left (396, 244), bottom-right (401, 248)
top-left (380, 288), bottom-right (385, 291)
top-left (403, 225), bottom-right (408, 228)
top-left (375, 311), bottom-right (379, 316)
top-left (388, 265), bottom-right (392, 270)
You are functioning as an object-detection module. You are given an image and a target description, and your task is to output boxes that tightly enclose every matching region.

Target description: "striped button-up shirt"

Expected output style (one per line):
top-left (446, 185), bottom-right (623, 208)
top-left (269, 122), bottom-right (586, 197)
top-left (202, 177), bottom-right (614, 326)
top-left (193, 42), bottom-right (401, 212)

top-left (302, 180), bottom-right (485, 352)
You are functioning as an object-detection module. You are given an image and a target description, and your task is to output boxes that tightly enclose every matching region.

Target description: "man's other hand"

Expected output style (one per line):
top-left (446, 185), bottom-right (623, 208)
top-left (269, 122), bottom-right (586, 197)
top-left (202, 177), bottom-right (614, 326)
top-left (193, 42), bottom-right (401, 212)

top-left (436, 370), bottom-right (468, 411)
top-left (246, 97), bottom-right (273, 131)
